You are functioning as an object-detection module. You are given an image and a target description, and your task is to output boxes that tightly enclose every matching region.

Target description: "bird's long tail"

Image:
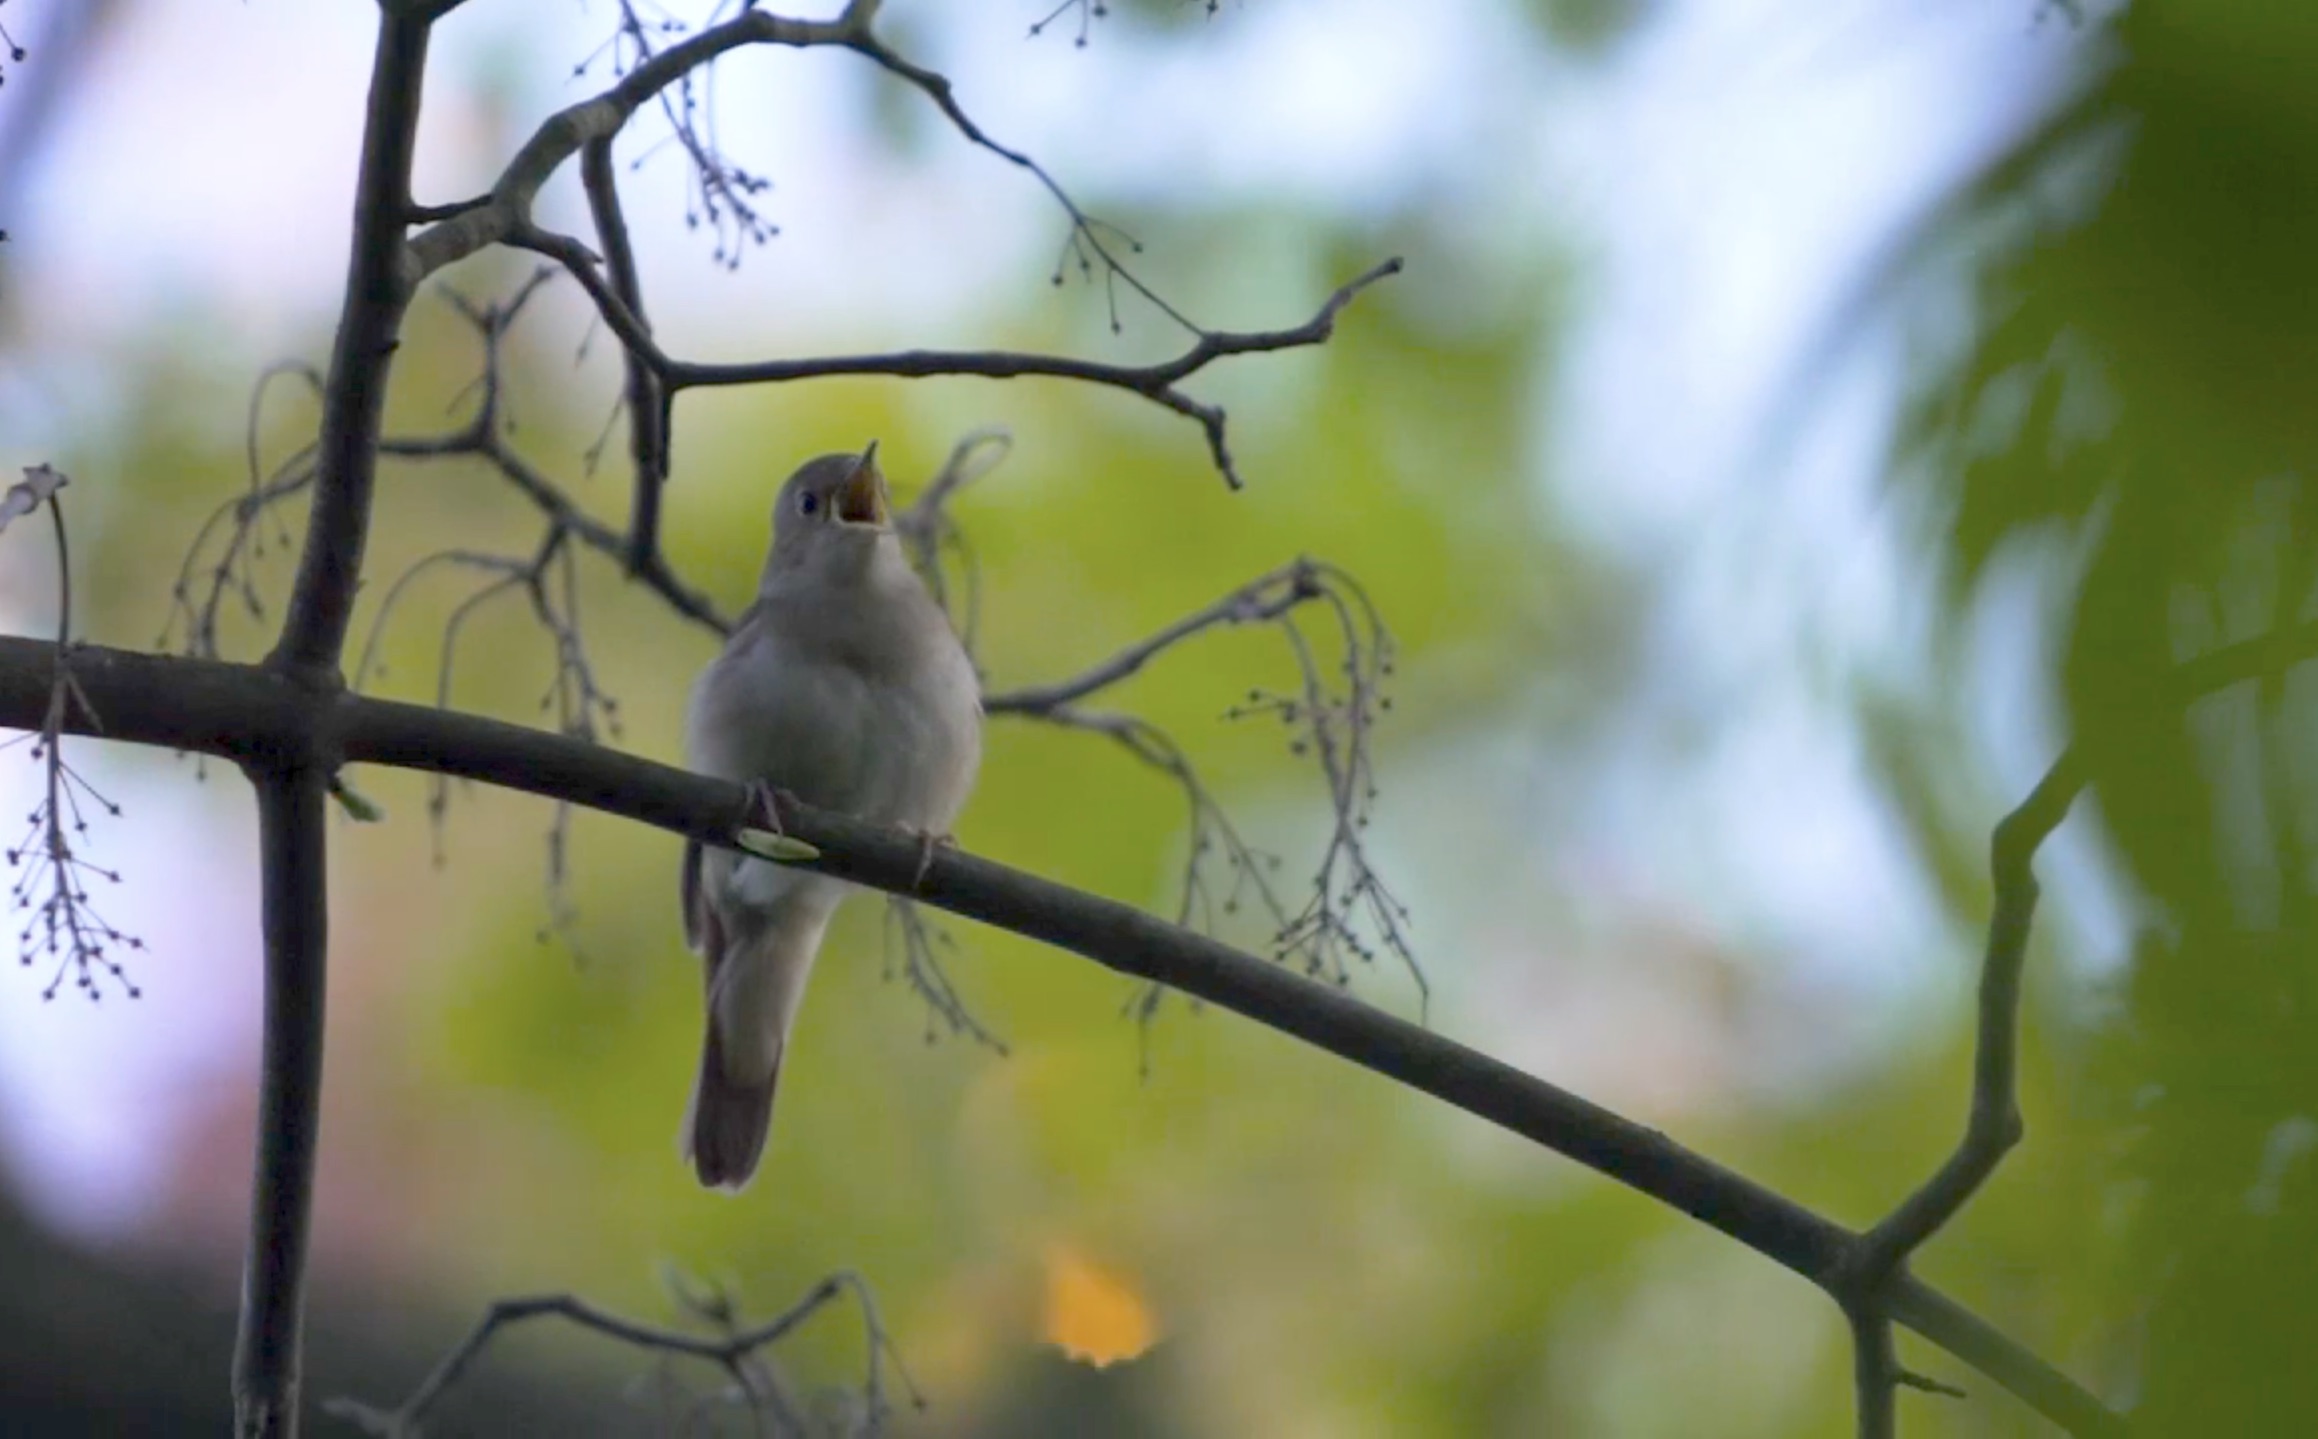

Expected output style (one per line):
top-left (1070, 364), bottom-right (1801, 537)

top-left (685, 1017), bottom-right (781, 1190)
top-left (681, 898), bottom-right (827, 1191)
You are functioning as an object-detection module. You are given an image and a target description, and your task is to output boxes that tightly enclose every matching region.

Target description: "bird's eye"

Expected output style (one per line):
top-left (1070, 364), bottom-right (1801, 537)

top-left (797, 491), bottom-right (820, 517)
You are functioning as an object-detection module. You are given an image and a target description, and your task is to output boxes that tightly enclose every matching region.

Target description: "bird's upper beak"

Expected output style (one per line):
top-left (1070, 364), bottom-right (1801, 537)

top-left (836, 443), bottom-right (889, 528)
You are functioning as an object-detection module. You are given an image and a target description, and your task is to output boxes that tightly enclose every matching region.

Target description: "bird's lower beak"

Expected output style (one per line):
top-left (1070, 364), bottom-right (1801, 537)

top-left (836, 445), bottom-right (889, 527)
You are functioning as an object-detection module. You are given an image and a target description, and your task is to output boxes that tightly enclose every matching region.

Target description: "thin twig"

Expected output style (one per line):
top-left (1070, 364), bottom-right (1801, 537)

top-left (894, 426), bottom-right (1010, 644)
top-left (884, 897), bottom-right (1009, 1052)
top-left (664, 258), bottom-right (1404, 492)
top-left (400, 5), bottom-right (868, 284)
top-left (513, 211), bottom-right (1399, 490)
top-left (4, 472), bottom-right (143, 1000)
top-left (1853, 752), bottom-right (2086, 1285)
top-left (991, 559), bottom-right (1418, 1015)
top-left (844, 23), bottom-right (1200, 335)
top-left (984, 560), bottom-right (1327, 714)
top-left (579, 135), bottom-right (670, 575)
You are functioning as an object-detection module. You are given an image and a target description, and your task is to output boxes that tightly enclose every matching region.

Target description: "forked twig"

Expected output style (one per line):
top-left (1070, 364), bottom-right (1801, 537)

top-left (3, 467), bottom-right (143, 1000)
top-left (326, 1269), bottom-right (920, 1438)
top-left (1855, 753), bottom-right (2085, 1275)
top-left (988, 559), bottom-right (1418, 1023)
top-left (886, 897), bottom-right (1009, 1053)
top-left (1839, 751), bottom-right (2086, 1429)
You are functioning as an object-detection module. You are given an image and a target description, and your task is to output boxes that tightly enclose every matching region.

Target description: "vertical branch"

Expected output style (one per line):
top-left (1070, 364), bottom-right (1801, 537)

top-left (242, 7), bottom-right (434, 1431)
top-left (1848, 1306), bottom-right (1897, 1439)
top-left (234, 764), bottom-right (330, 1438)
top-left (580, 136), bottom-right (670, 574)
top-left (267, 11), bottom-right (432, 672)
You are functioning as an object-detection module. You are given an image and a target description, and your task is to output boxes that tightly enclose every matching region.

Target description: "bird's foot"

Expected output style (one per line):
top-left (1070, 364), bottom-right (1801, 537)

top-left (901, 826), bottom-right (958, 889)
top-left (734, 782), bottom-right (823, 864)
top-left (742, 780), bottom-right (787, 836)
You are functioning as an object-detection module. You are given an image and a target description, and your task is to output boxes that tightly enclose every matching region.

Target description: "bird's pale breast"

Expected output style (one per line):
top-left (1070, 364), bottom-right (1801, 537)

top-left (683, 559), bottom-right (980, 915)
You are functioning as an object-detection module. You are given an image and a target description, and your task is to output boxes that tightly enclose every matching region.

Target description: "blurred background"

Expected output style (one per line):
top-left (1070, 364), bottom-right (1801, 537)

top-left (1, 0), bottom-right (2309, 1432)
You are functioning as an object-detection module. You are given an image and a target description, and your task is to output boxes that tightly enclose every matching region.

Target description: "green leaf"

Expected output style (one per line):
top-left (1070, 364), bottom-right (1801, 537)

top-left (329, 777), bottom-right (385, 823)
top-left (737, 828), bottom-right (821, 864)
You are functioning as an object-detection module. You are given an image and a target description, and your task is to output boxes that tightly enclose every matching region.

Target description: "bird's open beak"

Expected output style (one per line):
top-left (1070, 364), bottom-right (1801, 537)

top-left (836, 442), bottom-right (889, 527)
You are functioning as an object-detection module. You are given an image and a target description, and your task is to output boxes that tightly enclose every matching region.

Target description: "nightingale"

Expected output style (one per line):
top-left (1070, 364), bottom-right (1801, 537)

top-left (679, 446), bottom-right (982, 1190)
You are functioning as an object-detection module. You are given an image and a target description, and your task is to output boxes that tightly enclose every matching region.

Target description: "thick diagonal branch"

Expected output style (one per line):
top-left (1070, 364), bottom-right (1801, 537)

top-left (0, 636), bottom-right (2127, 1439)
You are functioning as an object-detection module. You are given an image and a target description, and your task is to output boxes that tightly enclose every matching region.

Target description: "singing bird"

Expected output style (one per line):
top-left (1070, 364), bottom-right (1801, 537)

top-left (679, 446), bottom-right (982, 1190)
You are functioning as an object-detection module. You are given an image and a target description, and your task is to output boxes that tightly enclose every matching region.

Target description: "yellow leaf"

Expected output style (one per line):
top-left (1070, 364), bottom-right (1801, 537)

top-left (1041, 1241), bottom-right (1159, 1368)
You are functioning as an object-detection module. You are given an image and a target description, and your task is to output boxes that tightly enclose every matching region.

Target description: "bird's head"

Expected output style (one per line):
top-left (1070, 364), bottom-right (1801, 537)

top-left (763, 444), bottom-right (895, 582)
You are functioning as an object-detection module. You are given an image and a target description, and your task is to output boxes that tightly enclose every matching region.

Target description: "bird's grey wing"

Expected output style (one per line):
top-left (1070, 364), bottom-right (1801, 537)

top-left (681, 837), bottom-right (705, 953)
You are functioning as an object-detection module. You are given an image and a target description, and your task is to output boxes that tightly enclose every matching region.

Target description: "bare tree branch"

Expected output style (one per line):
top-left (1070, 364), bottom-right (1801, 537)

top-left (1822, 750), bottom-right (2086, 1434)
top-left (326, 1270), bottom-right (916, 1438)
top-left (164, 364), bottom-right (323, 662)
top-left (662, 258), bottom-right (1403, 496)
top-left (979, 557), bottom-right (1415, 1011)
top-left (234, 8), bottom-right (438, 1431)
top-left (844, 18), bottom-right (1197, 335)
top-left (578, 135), bottom-right (670, 577)
top-left (3, 469), bottom-right (142, 1001)
top-left (602, 0), bottom-right (785, 271)
top-left (886, 897), bottom-right (1009, 1053)
top-left (232, 762), bottom-right (329, 1438)
top-left (382, 421), bottom-right (729, 638)
top-left (1818, 740), bottom-right (2088, 1439)
top-left (399, 6), bottom-right (868, 284)
top-left (399, 0), bottom-right (1397, 492)
top-left (270, 11), bottom-right (431, 673)
top-left (1853, 751), bottom-right (2085, 1287)
top-left (1025, 0), bottom-right (1225, 49)
top-left (512, 213), bottom-right (1399, 490)
top-left (0, 635), bottom-right (2128, 1438)
top-left (984, 560), bottom-right (1332, 715)
top-left (1849, 1304), bottom-right (1897, 1439)
top-left (893, 425), bottom-right (1010, 643)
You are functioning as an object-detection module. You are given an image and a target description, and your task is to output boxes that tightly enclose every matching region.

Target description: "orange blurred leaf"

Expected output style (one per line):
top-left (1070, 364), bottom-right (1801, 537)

top-left (1041, 1241), bottom-right (1159, 1368)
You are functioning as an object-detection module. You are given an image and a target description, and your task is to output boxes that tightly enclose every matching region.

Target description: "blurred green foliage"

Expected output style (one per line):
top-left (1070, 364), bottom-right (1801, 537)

top-left (1900, 3), bottom-right (2318, 1433)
